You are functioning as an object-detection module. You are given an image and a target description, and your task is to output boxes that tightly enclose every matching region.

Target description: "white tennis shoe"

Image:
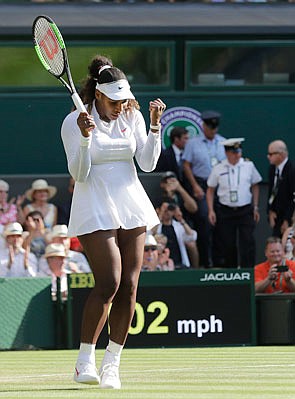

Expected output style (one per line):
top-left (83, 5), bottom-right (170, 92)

top-left (99, 363), bottom-right (121, 389)
top-left (74, 361), bottom-right (100, 385)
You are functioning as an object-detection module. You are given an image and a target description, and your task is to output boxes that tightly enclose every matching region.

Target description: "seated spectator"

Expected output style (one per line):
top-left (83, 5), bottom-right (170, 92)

top-left (23, 179), bottom-right (58, 229)
top-left (281, 212), bottom-right (295, 260)
top-left (156, 171), bottom-right (197, 216)
top-left (172, 204), bottom-right (199, 268)
top-left (44, 243), bottom-right (80, 301)
top-left (0, 222), bottom-right (37, 277)
top-left (0, 179), bottom-right (25, 250)
top-left (154, 233), bottom-right (175, 271)
top-left (22, 210), bottom-right (48, 260)
top-left (152, 201), bottom-right (197, 268)
top-left (141, 234), bottom-right (162, 271)
top-left (57, 176), bottom-right (75, 225)
top-left (0, 179), bottom-right (24, 225)
top-left (39, 224), bottom-right (91, 275)
top-left (254, 236), bottom-right (295, 294)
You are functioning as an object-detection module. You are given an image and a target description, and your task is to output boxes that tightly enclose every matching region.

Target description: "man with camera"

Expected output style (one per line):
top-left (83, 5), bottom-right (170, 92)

top-left (255, 236), bottom-right (295, 293)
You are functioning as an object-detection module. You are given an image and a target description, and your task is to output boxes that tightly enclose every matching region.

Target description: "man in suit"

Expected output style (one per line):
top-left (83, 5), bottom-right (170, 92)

top-left (155, 126), bottom-right (189, 183)
top-left (267, 140), bottom-right (295, 237)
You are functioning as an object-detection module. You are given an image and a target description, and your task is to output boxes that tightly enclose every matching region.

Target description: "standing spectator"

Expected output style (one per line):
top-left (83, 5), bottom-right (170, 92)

top-left (255, 236), bottom-right (295, 294)
top-left (23, 179), bottom-right (58, 229)
top-left (206, 138), bottom-right (262, 268)
top-left (267, 140), bottom-right (295, 237)
top-left (0, 222), bottom-right (37, 278)
top-left (182, 110), bottom-right (226, 267)
top-left (155, 126), bottom-right (189, 183)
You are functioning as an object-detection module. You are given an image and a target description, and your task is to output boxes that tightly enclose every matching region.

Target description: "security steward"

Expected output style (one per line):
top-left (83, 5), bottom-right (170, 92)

top-left (182, 110), bottom-right (226, 267)
top-left (206, 138), bottom-right (262, 268)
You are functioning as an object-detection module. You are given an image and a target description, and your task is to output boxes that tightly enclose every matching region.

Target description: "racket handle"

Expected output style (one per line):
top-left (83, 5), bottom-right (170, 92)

top-left (71, 93), bottom-right (87, 113)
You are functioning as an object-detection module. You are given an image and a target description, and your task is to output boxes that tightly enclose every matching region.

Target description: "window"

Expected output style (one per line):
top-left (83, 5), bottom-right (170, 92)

top-left (0, 41), bottom-right (174, 90)
top-left (187, 41), bottom-right (295, 88)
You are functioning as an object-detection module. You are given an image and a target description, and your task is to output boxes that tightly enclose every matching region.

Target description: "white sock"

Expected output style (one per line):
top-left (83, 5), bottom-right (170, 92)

top-left (77, 342), bottom-right (96, 365)
top-left (101, 340), bottom-right (123, 368)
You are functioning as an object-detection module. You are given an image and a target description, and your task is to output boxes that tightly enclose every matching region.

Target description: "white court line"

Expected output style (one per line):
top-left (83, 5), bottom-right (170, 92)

top-left (1, 363), bottom-right (295, 382)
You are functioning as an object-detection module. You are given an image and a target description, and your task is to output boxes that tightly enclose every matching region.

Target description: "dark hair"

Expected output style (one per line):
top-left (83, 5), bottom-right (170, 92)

top-left (167, 203), bottom-right (176, 211)
top-left (169, 126), bottom-right (188, 144)
top-left (26, 210), bottom-right (44, 220)
top-left (79, 55), bottom-right (139, 111)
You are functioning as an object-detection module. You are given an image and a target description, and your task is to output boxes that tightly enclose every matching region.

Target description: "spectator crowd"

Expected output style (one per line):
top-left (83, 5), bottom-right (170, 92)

top-left (0, 109), bottom-right (295, 296)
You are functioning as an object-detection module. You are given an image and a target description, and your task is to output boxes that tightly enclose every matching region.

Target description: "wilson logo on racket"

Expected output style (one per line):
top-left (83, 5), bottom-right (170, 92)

top-left (40, 28), bottom-right (59, 60)
top-left (33, 15), bottom-right (87, 113)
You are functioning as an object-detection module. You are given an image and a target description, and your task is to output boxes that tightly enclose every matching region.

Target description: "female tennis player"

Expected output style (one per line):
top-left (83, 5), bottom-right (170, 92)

top-left (61, 55), bottom-right (166, 389)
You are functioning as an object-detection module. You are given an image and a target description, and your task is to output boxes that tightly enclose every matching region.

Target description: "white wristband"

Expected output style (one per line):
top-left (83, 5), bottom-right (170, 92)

top-left (150, 124), bottom-right (161, 131)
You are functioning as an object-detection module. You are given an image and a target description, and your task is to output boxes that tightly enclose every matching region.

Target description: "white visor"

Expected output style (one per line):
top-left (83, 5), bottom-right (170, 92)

top-left (96, 79), bottom-right (135, 101)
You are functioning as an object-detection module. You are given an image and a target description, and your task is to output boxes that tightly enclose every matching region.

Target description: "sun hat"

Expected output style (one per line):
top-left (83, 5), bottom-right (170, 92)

top-left (145, 234), bottom-right (158, 248)
top-left (0, 179), bottom-right (9, 192)
top-left (45, 243), bottom-right (66, 258)
top-left (25, 179), bottom-right (57, 201)
top-left (3, 222), bottom-right (23, 237)
top-left (96, 79), bottom-right (135, 101)
top-left (51, 224), bottom-right (68, 238)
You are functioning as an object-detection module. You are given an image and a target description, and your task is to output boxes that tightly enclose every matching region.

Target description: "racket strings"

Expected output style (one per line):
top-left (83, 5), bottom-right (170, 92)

top-left (34, 18), bottom-right (65, 77)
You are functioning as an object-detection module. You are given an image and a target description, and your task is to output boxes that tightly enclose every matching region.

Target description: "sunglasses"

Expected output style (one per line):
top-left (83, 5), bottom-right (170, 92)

top-left (144, 246), bottom-right (157, 252)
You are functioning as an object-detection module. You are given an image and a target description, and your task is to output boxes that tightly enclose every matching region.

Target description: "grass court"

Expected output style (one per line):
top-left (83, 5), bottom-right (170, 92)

top-left (0, 346), bottom-right (295, 398)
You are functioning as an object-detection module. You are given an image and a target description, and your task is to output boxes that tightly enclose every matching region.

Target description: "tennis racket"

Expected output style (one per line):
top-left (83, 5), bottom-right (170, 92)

top-left (32, 15), bottom-right (87, 113)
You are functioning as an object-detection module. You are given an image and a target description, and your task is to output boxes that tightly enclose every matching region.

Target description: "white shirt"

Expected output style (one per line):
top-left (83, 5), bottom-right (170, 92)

top-left (38, 250), bottom-right (91, 275)
top-left (172, 144), bottom-right (182, 165)
top-left (207, 158), bottom-right (262, 207)
top-left (0, 247), bottom-right (37, 278)
top-left (155, 220), bottom-right (197, 267)
top-left (61, 104), bottom-right (161, 236)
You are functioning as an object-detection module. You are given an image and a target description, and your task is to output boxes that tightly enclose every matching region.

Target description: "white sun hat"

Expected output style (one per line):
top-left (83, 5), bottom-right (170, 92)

top-left (25, 179), bottom-right (57, 201)
top-left (45, 243), bottom-right (66, 258)
top-left (3, 222), bottom-right (23, 237)
top-left (0, 179), bottom-right (9, 192)
top-left (51, 224), bottom-right (68, 238)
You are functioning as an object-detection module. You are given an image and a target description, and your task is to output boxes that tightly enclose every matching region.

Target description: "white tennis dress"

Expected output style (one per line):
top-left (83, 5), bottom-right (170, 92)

top-left (61, 103), bottom-right (161, 237)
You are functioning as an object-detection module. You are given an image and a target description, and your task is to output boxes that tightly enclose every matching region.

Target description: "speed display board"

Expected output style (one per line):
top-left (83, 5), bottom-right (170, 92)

top-left (68, 269), bottom-right (256, 348)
